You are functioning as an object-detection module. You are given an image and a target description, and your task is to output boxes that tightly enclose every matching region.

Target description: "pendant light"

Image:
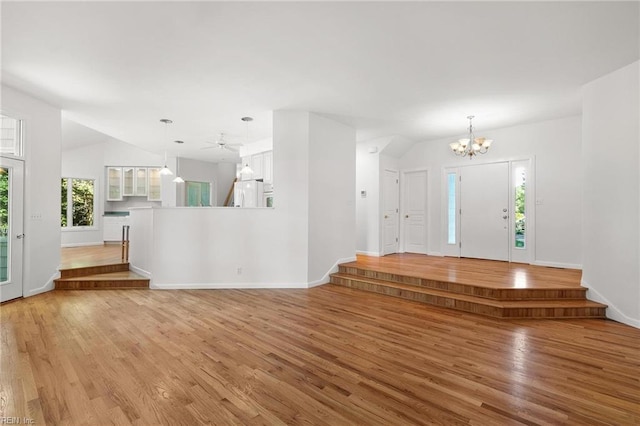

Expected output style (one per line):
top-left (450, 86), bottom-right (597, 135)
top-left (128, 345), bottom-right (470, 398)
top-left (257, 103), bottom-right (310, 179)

top-left (240, 116), bottom-right (254, 177)
top-left (159, 119), bottom-right (174, 175)
top-left (172, 156), bottom-right (184, 183)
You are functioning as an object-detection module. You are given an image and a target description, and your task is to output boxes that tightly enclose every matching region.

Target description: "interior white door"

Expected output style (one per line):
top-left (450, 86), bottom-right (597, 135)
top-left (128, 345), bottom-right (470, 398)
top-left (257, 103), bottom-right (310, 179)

top-left (460, 162), bottom-right (509, 261)
top-left (403, 170), bottom-right (428, 254)
top-left (0, 157), bottom-right (24, 302)
top-left (382, 169), bottom-right (399, 255)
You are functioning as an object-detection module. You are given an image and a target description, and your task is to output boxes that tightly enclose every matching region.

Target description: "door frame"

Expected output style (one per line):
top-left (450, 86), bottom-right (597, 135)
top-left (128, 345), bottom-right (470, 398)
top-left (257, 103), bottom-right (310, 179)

top-left (0, 156), bottom-right (25, 302)
top-left (399, 167), bottom-right (429, 254)
top-left (441, 157), bottom-right (535, 264)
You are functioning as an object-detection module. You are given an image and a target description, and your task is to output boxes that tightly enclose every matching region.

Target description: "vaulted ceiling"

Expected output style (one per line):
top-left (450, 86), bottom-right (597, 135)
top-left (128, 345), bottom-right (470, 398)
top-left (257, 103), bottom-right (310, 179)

top-left (2, 2), bottom-right (638, 162)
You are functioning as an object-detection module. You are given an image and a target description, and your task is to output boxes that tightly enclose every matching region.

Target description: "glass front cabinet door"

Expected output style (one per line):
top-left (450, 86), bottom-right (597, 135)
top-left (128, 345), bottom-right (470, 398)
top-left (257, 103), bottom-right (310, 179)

top-left (106, 167), bottom-right (123, 201)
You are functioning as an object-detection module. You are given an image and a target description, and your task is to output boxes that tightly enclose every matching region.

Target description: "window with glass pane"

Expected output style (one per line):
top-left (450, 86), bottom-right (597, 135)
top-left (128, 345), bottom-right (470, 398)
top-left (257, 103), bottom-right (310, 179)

top-left (186, 181), bottom-right (211, 207)
top-left (61, 178), bottom-right (95, 228)
top-left (514, 167), bottom-right (526, 248)
top-left (0, 168), bottom-right (8, 282)
top-left (447, 172), bottom-right (456, 244)
top-left (0, 114), bottom-right (23, 157)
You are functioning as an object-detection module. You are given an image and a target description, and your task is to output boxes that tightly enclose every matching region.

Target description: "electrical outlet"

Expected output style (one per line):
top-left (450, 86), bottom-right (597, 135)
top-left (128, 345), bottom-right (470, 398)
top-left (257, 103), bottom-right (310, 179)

top-left (30, 213), bottom-right (43, 221)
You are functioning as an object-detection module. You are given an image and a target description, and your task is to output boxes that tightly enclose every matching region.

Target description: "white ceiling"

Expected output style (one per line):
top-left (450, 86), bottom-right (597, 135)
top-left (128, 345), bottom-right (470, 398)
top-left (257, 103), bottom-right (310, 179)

top-left (2, 1), bottom-right (638, 162)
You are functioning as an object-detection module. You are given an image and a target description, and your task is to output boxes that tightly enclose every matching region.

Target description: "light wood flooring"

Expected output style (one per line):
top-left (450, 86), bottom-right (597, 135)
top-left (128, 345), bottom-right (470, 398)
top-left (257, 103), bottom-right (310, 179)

top-left (60, 244), bottom-right (123, 269)
top-left (2, 286), bottom-right (639, 425)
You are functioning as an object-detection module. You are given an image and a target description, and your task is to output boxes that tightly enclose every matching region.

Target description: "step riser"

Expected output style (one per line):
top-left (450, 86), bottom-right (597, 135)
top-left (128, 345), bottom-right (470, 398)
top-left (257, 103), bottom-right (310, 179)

top-left (330, 277), bottom-right (605, 319)
top-left (337, 266), bottom-right (587, 300)
top-left (60, 263), bottom-right (129, 278)
top-left (55, 280), bottom-right (149, 290)
top-left (332, 276), bottom-right (502, 317)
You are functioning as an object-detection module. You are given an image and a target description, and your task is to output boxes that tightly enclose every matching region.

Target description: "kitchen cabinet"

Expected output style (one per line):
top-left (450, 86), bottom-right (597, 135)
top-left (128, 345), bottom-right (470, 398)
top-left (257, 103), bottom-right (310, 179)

top-left (147, 167), bottom-right (162, 201)
top-left (135, 167), bottom-right (148, 196)
top-left (106, 167), bottom-right (123, 201)
top-left (251, 153), bottom-right (264, 180)
top-left (103, 215), bottom-right (129, 241)
top-left (263, 151), bottom-right (273, 183)
top-left (122, 167), bottom-right (135, 196)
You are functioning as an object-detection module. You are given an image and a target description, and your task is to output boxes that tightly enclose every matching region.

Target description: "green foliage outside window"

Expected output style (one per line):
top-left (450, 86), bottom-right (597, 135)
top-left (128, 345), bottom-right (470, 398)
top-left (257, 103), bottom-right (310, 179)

top-left (515, 175), bottom-right (526, 248)
top-left (0, 170), bottom-right (8, 237)
top-left (61, 178), bottom-right (94, 227)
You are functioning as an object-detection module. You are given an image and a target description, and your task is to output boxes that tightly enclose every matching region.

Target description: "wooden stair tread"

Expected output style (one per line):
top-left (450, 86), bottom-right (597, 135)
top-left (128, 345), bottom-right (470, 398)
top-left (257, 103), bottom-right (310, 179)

top-left (340, 264), bottom-right (585, 291)
top-left (56, 271), bottom-right (147, 282)
top-left (330, 273), bottom-right (606, 309)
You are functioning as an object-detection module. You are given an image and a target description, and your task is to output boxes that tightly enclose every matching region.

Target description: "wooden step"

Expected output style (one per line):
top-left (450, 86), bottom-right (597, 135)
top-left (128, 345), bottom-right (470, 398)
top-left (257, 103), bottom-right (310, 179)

top-left (55, 271), bottom-right (149, 290)
top-left (336, 265), bottom-right (588, 300)
top-left (59, 262), bottom-right (130, 279)
top-left (330, 273), bottom-right (607, 319)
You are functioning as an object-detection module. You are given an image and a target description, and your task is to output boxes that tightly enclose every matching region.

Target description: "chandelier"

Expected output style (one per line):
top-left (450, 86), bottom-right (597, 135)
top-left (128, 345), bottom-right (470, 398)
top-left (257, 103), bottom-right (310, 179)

top-left (449, 115), bottom-right (493, 159)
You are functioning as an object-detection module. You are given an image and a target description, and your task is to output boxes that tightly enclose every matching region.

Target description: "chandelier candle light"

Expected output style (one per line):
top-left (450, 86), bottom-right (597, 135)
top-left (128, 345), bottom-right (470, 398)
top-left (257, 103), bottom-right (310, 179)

top-left (449, 115), bottom-right (493, 159)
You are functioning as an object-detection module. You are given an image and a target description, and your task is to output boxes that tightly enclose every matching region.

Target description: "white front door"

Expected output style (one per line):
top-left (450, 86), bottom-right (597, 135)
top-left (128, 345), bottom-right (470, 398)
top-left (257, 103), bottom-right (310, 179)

top-left (460, 162), bottom-right (509, 261)
top-left (402, 170), bottom-right (428, 254)
top-left (382, 169), bottom-right (399, 255)
top-left (0, 157), bottom-right (24, 302)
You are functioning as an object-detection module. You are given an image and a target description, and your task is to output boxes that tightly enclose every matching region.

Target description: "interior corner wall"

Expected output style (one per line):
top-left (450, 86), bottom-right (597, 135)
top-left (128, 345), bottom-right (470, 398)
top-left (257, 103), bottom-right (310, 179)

top-left (2, 85), bottom-right (61, 296)
top-left (356, 143), bottom-right (380, 255)
top-left (581, 61), bottom-right (640, 327)
top-left (307, 113), bottom-right (356, 283)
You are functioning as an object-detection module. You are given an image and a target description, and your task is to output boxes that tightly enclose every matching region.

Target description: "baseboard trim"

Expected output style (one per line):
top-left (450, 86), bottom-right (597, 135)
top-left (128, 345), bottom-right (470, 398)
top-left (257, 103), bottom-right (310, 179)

top-left (356, 250), bottom-right (381, 257)
top-left (427, 251), bottom-right (443, 257)
top-left (581, 278), bottom-right (639, 328)
top-left (532, 260), bottom-right (582, 270)
top-left (129, 265), bottom-right (151, 279)
top-left (27, 271), bottom-right (59, 296)
top-left (61, 242), bottom-right (104, 248)
top-left (308, 256), bottom-right (358, 288)
top-left (150, 282), bottom-right (309, 290)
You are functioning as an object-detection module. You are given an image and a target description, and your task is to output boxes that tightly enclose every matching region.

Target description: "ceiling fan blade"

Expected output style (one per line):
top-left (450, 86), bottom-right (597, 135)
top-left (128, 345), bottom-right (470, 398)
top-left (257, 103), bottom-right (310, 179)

top-left (201, 145), bottom-right (215, 150)
top-left (223, 145), bottom-right (239, 151)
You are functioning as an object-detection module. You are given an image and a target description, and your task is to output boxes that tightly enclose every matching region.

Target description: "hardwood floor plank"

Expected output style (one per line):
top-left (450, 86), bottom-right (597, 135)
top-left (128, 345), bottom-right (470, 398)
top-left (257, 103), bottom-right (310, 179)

top-left (2, 287), bottom-right (639, 425)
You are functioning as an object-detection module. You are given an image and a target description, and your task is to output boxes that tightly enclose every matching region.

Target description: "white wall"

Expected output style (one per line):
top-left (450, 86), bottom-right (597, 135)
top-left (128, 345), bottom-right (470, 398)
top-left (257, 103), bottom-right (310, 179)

top-left (2, 85), bottom-right (61, 296)
top-left (61, 143), bottom-right (105, 246)
top-left (130, 111), bottom-right (356, 288)
top-left (355, 137), bottom-right (391, 255)
top-left (398, 116), bottom-right (583, 266)
top-left (582, 61), bottom-right (639, 327)
top-left (308, 113), bottom-right (356, 285)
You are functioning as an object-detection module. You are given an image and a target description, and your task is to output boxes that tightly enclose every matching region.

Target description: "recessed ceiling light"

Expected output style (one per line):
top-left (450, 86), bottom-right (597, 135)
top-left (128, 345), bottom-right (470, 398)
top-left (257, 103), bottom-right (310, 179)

top-left (174, 140), bottom-right (184, 144)
top-left (241, 116), bottom-right (253, 122)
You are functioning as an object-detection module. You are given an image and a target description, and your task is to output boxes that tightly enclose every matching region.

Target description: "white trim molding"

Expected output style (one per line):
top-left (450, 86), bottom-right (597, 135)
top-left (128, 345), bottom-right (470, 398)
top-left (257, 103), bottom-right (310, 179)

top-left (27, 271), bottom-right (59, 296)
top-left (582, 278), bottom-right (640, 329)
top-left (150, 282), bottom-right (310, 290)
top-left (307, 256), bottom-right (357, 288)
top-left (531, 260), bottom-right (582, 270)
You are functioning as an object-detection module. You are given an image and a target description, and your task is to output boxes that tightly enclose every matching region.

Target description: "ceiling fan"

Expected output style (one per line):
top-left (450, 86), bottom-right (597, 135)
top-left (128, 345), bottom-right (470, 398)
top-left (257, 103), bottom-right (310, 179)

top-left (202, 133), bottom-right (242, 151)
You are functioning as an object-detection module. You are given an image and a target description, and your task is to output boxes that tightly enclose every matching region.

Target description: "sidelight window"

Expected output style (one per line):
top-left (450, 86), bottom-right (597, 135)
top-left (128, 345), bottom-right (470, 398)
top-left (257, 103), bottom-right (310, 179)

top-left (447, 172), bottom-right (456, 244)
top-left (514, 167), bottom-right (526, 248)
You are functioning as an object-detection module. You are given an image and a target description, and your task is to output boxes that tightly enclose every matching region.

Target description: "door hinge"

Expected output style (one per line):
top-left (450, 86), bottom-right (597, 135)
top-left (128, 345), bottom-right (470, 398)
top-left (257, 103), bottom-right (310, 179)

top-left (459, 209), bottom-right (462, 215)
top-left (396, 208), bottom-right (398, 213)
top-left (396, 179), bottom-right (399, 184)
top-left (459, 242), bottom-right (461, 248)
top-left (396, 237), bottom-right (398, 242)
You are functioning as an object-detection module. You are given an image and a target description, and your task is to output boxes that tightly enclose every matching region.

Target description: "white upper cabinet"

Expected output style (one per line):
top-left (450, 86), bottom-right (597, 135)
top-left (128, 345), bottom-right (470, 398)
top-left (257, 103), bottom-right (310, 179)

top-left (122, 167), bottom-right (135, 196)
top-left (147, 167), bottom-right (162, 201)
top-left (135, 167), bottom-right (148, 196)
top-left (106, 167), bottom-right (123, 201)
top-left (251, 153), bottom-right (264, 180)
top-left (263, 151), bottom-right (273, 183)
